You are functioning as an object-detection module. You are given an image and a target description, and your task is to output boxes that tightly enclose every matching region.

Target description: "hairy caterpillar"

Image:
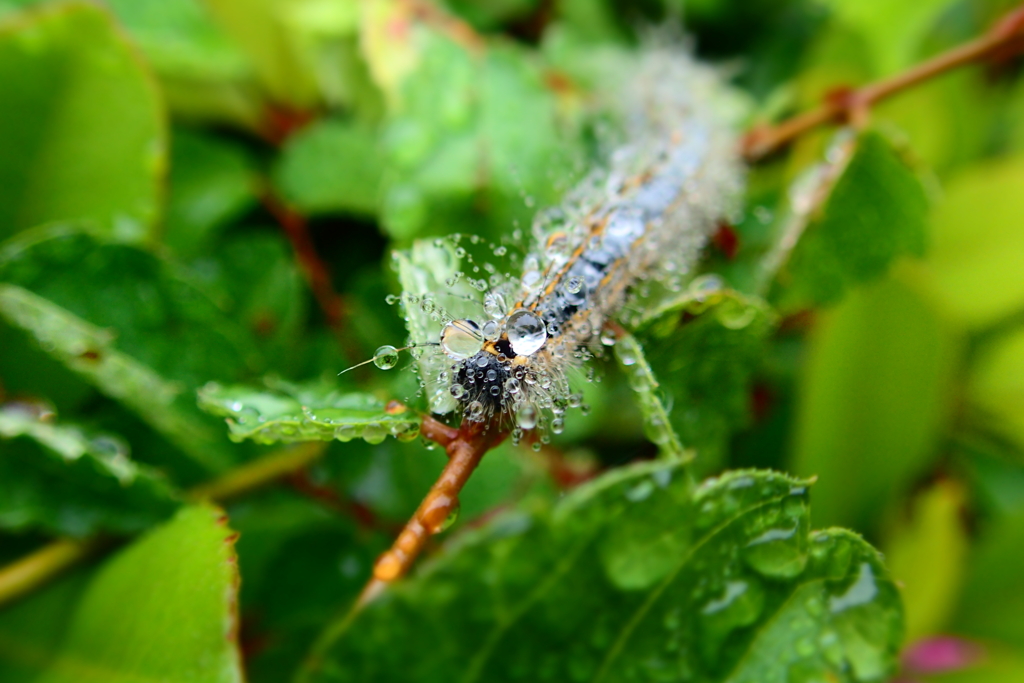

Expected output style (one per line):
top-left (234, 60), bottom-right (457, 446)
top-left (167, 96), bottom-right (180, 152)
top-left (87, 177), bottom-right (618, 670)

top-left (386, 46), bottom-right (745, 441)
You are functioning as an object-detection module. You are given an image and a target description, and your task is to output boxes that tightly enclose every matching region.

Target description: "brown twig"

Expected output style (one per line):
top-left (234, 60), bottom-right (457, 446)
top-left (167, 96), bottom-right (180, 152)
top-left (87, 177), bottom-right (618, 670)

top-left (743, 4), bottom-right (1024, 162)
top-left (366, 419), bottom-right (507, 589)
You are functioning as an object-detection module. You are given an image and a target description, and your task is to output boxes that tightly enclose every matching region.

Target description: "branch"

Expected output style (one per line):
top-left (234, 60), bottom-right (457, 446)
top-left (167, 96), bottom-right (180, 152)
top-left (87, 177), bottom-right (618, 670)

top-left (0, 442), bottom-right (327, 609)
top-left (743, 5), bottom-right (1024, 162)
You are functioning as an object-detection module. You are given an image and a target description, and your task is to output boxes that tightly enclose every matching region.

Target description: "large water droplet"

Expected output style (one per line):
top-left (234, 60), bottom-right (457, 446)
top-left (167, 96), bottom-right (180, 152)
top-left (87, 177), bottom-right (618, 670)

top-left (517, 403), bottom-right (537, 429)
top-left (373, 345), bottom-right (399, 370)
top-left (507, 309), bottom-right (547, 356)
top-left (440, 319), bottom-right (484, 360)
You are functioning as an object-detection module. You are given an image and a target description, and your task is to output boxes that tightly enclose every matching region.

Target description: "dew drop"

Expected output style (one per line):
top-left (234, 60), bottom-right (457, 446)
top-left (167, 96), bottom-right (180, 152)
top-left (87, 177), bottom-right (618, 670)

top-left (440, 319), bottom-right (484, 360)
top-left (449, 383), bottom-right (466, 399)
top-left (565, 276), bottom-right (584, 294)
top-left (482, 320), bottom-right (500, 340)
top-left (373, 345), bottom-right (399, 370)
top-left (507, 309), bottom-right (547, 356)
top-left (484, 292), bottom-right (507, 319)
top-left (517, 404), bottom-right (538, 429)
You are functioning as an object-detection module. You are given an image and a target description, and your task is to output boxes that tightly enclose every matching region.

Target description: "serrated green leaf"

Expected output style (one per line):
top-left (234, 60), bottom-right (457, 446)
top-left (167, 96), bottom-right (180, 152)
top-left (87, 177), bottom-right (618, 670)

top-left (613, 333), bottom-right (689, 461)
top-left (0, 227), bottom-right (261, 471)
top-left (34, 505), bottom-right (244, 683)
top-left (0, 402), bottom-right (179, 536)
top-left (197, 380), bottom-right (421, 445)
top-left (790, 277), bottom-right (959, 532)
top-left (302, 465), bottom-right (903, 683)
top-left (633, 284), bottom-right (776, 468)
top-left (0, 2), bottom-right (166, 243)
top-left (272, 118), bottom-right (385, 217)
top-left (773, 130), bottom-right (929, 309)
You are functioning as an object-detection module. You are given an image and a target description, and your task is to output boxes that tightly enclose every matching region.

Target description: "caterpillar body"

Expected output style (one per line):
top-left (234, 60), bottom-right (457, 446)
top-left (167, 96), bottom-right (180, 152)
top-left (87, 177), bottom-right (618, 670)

top-left (394, 47), bottom-right (745, 441)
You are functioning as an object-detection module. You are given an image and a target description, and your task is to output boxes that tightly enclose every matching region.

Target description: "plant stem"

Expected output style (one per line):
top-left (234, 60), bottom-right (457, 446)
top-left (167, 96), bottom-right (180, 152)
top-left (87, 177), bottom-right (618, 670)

top-left (743, 5), bottom-right (1024, 162)
top-left (0, 442), bottom-right (327, 609)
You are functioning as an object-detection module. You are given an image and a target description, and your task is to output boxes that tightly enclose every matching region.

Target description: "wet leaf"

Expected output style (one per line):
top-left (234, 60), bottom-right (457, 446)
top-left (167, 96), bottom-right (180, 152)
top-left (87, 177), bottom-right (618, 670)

top-left (0, 227), bottom-right (260, 471)
top-left (0, 402), bottom-right (179, 536)
top-left (0, 2), bottom-right (166, 242)
top-left (633, 285), bottom-right (776, 468)
top-left (773, 130), bottom-right (929, 310)
top-left (34, 505), bottom-right (244, 683)
top-left (790, 277), bottom-right (960, 532)
top-left (301, 465), bottom-right (904, 683)
top-left (197, 380), bottom-right (421, 446)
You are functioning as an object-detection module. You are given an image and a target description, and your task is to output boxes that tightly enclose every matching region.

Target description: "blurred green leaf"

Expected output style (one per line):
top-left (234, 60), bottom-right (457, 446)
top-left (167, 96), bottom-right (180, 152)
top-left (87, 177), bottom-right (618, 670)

top-left (967, 326), bottom-right (1024, 460)
top-left (0, 227), bottom-right (260, 471)
top-left (906, 156), bottom-right (1024, 330)
top-left (165, 129), bottom-right (258, 257)
top-left (951, 511), bottom-right (1024, 650)
top-left (197, 380), bottom-right (421, 445)
top-left (774, 131), bottom-right (929, 310)
top-left (634, 285), bottom-right (776, 468)
top-left (0, 570), bottom-right (90, 680)
top-left (34, 505), bottom-right (243, 683)
top-left (302, 465), bottom-right (903, 683)
top-left (0, 401), bottom-right (179, 536)
top-left (0, 2), bottom-right (166, 242)
top-left (273, 118), bottom-right (384, 217)
top-left (790, 277), bottom-right (960, 531)
top-left (883, 480), bottom-right (969, 641)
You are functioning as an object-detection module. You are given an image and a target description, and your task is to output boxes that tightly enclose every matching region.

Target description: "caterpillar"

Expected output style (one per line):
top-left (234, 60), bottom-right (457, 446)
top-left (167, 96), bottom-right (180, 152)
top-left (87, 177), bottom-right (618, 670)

top-left (392, 46), bottom-right (746, 440)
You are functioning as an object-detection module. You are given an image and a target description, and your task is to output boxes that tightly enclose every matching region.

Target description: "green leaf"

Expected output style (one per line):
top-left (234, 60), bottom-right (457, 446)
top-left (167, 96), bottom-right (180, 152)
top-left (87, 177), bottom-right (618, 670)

top-left (165, 129), bottom-right (258, 257)
top-left (951, 511), bottom-right (1024, 650)
top-left (0, 402), bottom-right (179, 536)
top-left (633, 283), bottom-right (776, 468)
top-left (0, 2), bottom-right (166, 242)
top-left (34, 505), bottom-right (244, 683)
top-left (790, 277), bottom-right (960, 532)
top-left (967, 326), bottom-right (1024, 466)
top-left (906, 156), bottom-right (1024, 330)
top-left (197, 380), bottom-right (421, 445)
top-left (613, 333), bottom-right (689, 462)
top-left (773, 131), bottom-right (929, 310)
top-left (0, 227), bottom-right (261, 471)
top-left (272, 118), bottom-right (385, 217)
top-left (302, 465), bottom-right (904, 683)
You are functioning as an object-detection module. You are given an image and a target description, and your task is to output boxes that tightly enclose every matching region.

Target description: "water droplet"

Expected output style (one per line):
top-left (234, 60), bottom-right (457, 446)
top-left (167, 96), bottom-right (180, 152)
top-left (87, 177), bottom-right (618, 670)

top-left (504, 377), bottom-right (520, 394)
top-left (467, 400), bottom-right (484, 420)
top-left (689, 274), bottom-right (724, 303)
top-left (828, 562), bottom-right (878, 613)
top-left (422, 492), bottom-right (460, 533)
top-left (551, 417), bottom-right (564, 434)
top-left (565, 276), bottom-right (584, 294)
top-left (507, 309), bottom-right (547, 356)
top-left (484, 292), bottom-right (506, 319)
top-left (373, 345), bottom-right (399, 370)
top-left (440, 319), bottom-right (484, 360)
top-left (482, 320), bottom-right (500, 341)
top-left (450, 383), bottom-right (466, 399)
top-left (494, 245), bottom-right (507, 256)
top-left (517, 404), bottom-right (537, 429)
top-left (385, 294), bottom-right (399, 305)
top-left (362, 422), bottom-right (386, 444)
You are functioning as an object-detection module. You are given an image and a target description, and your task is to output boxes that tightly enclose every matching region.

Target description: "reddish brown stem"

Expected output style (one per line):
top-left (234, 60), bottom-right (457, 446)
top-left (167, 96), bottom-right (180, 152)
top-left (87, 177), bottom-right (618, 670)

top-left (260, 190), bottom-right (357, 357)
top-left (743, 4), bottom-right (1024, 162)
top-left (369, 420), bottom-right (507, 587)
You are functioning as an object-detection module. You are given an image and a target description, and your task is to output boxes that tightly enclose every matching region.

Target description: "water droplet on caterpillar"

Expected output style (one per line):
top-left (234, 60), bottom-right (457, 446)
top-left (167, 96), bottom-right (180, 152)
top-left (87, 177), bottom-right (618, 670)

top-left (440, 319), bottom-right (484, 360)
top-left (507, 309), bottom-right (547, 356)
top-left (373, 345), bottom-right (399, 370)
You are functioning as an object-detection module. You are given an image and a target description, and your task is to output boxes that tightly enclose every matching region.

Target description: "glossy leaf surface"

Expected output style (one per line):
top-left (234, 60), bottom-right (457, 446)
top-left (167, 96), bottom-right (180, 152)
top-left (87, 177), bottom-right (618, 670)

top-left (303, 465), bottom-right (904, 683)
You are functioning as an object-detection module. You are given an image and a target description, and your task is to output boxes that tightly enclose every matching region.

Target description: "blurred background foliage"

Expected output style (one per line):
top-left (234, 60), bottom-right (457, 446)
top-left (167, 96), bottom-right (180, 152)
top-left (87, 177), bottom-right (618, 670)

top-left (0, 0), bottom-right (1023, 681)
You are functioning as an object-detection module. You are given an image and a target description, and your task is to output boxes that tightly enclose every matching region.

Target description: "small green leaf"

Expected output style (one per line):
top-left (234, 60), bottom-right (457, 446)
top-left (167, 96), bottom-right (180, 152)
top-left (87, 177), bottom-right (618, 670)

top-left (0, 402), bottom-right (179, 536)
top-left (165, 129), bottom-right (258, 257)
top-left (773, 130), bottom-right (929, 309)
top-left (273, 118), bottom-right (385, 217)
top-left (633, 283), bottom-right (776, 467)
top-left (0, 227), bottom-right (261, 471)
top-left (790, 277), bottom-right (960, 532)
top-left (197, 380), bottom-right (421, 445)
top-left (34, 505), bottom-right (244, 683)
top-left (0, 2), bottom-right (166, 242)
top-left (613, 333), bottom-right (689, 461)
top-left (303, 465), bottom-right (903, 683)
